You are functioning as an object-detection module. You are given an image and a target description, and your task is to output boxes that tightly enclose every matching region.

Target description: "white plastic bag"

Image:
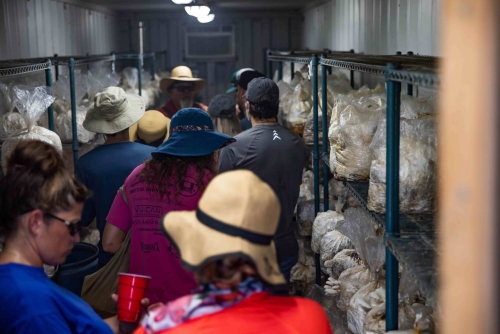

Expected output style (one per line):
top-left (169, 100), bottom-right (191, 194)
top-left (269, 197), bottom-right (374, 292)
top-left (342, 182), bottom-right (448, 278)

top-left (311, 211), bottom-right (345, 253)
top-left (324, 249), bottom-right (363, 279)
top-left (1, 86), bottom-right (61, 172)
top-left (55, 106), bottom-right (95, 144)
top-left (367, 117), bottom-right (437, 213)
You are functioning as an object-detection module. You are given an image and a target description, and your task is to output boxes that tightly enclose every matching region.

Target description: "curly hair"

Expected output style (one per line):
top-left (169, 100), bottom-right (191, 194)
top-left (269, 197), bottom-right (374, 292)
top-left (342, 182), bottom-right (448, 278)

top-left (140, 153), bottom-right (217, 203)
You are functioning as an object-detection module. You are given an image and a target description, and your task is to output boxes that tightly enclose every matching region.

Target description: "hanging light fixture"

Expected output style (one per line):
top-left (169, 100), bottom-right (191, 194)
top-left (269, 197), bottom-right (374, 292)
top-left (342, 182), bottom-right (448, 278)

top-left (197, 14), bottom-right (215, 23)
top-left (185, 0), bottom-right (210, 18)
top-left (172, 0), bottom-right (193, 4)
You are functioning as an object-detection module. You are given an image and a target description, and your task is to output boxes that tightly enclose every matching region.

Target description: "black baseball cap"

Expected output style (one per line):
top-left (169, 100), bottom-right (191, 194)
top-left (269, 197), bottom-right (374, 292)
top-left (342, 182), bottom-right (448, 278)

top-left (238, 70), bottom-right (266, 90)
top-left (208, 94), bottom-right (236, 119)
top-left (244, 77), bottom-right (279, 105)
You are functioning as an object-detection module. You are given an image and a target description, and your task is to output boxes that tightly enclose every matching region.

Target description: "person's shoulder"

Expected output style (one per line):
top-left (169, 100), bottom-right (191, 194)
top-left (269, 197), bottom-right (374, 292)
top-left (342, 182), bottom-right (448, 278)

top-left (128, 142), bottom-right (156, 153)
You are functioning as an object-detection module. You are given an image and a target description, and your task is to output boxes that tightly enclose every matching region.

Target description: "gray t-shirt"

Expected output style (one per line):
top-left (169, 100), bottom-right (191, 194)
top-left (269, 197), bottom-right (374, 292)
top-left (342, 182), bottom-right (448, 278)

top-left (218, 123), bottom-right (307, 261)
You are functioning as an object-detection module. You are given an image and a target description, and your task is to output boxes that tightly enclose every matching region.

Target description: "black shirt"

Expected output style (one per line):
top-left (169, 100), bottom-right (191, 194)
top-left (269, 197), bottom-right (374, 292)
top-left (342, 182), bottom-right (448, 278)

top-left (218, 124), bottom-right (307, 261)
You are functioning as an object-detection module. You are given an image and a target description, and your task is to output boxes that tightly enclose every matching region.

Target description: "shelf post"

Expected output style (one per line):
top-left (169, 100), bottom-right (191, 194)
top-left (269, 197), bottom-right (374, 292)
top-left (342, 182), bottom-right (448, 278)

top-left (54, 54), bottom-right (59, 81)
top-left (350, 49), bottom-right (355, 88)
top-left (266, 49), bottom-right (273, 79)
top-left (406, 52), bottom-right (414, 96)
top-left (137, 54), bottom-right (143, 96)
top-left (86, 53), bottom-right (91, 72)
top-left (290, 51), bottom-right (295, 80)
top-left (311, 55), bottom-right (321, 285)
top-left (111, 52), bottom-right (116, 74)
top-left (69, 58), bottom-right (79, 173)
top-left (321, 57), bottom-right (329, 212)
top-left (45, 59), bottom-right (55, 131)
top-left (151, 54), bottom-right (156, 81)
top-left (277, 61), bottom-right (283, 81)
top-left (385, 62), bottom-right (401, 332)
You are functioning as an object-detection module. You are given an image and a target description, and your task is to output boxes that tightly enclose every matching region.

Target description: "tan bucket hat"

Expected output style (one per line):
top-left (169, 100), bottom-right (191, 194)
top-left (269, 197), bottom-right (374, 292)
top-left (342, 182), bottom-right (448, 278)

top-left (161, 170), bottom-right (286, 286)
top-left (160, 66), bottom-right (205, 96)
top-left (129, 110), bottom-right (170, 143)
top-left (84, 87), bottom-right (145, 134)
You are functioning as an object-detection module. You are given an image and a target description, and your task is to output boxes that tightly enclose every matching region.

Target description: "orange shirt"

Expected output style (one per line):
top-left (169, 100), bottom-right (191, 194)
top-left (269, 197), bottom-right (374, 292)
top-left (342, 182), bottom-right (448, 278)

top-left (134, 292), bottom-right (333, 334)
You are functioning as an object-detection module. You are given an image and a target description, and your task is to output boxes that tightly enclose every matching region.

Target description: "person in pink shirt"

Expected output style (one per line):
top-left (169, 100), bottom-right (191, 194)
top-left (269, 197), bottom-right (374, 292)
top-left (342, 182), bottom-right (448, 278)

top-left (102, 108), bottom-right (235, 305)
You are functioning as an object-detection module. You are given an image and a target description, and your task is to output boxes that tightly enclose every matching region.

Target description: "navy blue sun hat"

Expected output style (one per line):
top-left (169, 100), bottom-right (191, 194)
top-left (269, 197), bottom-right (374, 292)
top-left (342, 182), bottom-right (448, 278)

top-left (152, 108), bottom-right (236, 157)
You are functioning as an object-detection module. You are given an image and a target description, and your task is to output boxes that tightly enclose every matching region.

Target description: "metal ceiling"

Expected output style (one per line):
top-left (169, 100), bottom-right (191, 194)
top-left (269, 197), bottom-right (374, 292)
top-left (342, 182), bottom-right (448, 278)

top-left (83, 0), bottom-right (313, 11)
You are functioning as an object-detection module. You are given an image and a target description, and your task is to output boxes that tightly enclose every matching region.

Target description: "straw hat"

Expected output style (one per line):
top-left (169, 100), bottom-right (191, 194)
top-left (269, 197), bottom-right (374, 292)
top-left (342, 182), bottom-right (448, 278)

top-left (129, 110), bottom-right (170, 144)
top-left (161, 170), bottom-right (286, 286)
top-left (84, 87), bottom-right (145, 134)
top-left (160, 66), bottom-right (205, 96)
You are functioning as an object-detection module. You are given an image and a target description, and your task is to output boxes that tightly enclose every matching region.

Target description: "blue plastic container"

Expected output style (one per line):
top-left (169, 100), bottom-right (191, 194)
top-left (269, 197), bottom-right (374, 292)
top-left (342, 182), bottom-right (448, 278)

top-left (53, 242), bottom-right (99, 296)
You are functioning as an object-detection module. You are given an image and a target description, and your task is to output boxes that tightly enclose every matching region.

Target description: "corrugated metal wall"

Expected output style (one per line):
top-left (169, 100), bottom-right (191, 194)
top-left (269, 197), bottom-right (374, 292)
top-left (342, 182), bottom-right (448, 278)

top-left (0, 0), bottom-right (121, 60)
top-left (303, 0), bottom-right (442, 56)
top-left (120, 11), bottom-right (303, 103)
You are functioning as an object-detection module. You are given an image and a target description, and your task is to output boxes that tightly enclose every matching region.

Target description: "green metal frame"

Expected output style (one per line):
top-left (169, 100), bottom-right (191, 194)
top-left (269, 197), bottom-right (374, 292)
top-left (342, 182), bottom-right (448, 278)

top-left (319, 52), bottom-right (437, 331)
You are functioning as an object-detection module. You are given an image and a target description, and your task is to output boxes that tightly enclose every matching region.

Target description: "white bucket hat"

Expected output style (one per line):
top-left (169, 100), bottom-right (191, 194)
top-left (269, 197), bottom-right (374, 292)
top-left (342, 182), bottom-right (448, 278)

top-left (83, 87), bottom-right (145, 134)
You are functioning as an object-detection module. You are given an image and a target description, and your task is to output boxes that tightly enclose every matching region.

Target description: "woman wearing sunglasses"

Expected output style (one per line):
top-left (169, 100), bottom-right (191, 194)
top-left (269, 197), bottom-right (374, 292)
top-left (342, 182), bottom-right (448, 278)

top-left (0, 140), bottom-right (120, 334)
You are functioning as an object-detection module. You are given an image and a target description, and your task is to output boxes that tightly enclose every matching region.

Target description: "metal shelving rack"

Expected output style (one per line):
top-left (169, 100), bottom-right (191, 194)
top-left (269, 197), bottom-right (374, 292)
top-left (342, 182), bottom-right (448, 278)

top-left (0, 60), bottom-right (56, 131)
top-left (317, 52), bottom-right (439, 330)
top-left (114, 52), bottom-right (156, 96)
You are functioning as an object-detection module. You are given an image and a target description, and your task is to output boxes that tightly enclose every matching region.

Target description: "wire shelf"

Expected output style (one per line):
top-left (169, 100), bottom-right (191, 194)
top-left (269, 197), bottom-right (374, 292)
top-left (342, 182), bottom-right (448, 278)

top-left (115, 52), bottom-right (155, 60)
top-left (0, 61), bottom-right (51, 77)
top-left (343, 180), bottom-right (438, 305)
top-left (267, 55), bottom-right (312, 64)
top-left (385, 69), bottom-right (439, 88)
top-left (386, 235), bottom-right (438, 307)
top-left (57, 55), bottom-right (116, 65)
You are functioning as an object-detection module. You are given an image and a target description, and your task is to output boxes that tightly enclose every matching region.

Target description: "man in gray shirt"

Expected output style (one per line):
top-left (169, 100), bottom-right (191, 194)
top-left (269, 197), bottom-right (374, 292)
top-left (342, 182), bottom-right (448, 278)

top-left (218, 77), bottom-right (306, 284)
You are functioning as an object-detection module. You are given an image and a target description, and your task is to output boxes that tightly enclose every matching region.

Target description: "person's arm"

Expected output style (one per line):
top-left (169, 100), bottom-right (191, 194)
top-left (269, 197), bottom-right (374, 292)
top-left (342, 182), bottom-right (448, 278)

top-left (16, 312), bottom-right (114, 334)
top-left (104, 187), bottom-right (132, 254)
top-left (217, 147), bottom-right (235, 173)
top-left (102, 223), bottom-right (127, 254)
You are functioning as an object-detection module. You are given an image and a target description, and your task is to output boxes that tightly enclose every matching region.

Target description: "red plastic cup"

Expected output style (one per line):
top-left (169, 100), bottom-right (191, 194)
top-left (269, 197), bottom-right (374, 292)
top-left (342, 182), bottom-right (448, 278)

top-left (117, 273), bottom-right (151, 323)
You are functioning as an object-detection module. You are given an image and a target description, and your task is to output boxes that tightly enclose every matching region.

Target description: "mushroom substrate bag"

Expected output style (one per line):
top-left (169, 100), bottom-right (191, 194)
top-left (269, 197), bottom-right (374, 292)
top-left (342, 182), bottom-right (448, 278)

top-left (367, 117), bottom-right (437, 214)
top-left (1, 86), bottom-right (61, 173)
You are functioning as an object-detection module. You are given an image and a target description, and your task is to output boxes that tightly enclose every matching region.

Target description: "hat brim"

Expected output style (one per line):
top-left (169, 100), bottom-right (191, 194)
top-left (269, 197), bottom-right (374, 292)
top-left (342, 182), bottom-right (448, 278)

top-left (152, 130), bottom-right (235, 157)
top-left (161, 211), bottom-right (286, 286)
top-left (160, 78), bottom-right (205, 96)
top-left (83, 93), bottom-right (145, 134)
top-left (226, 86), bottom-right (237, 94)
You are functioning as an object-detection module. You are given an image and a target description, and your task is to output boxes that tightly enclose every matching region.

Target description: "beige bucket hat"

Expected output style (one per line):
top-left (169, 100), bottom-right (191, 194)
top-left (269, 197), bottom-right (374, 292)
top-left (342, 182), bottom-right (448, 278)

top-left (129, 110), bottom-right (171, 143)
top-left (84, 87), bottom-right (145, 134)
top-left (160, 66), bottom-right (205, 96)
top-left (161, 170), bottom-right (286, 286)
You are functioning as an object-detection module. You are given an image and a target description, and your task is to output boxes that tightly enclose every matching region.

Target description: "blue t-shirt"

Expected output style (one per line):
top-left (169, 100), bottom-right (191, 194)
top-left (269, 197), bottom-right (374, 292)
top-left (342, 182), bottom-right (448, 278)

top-left (76, 142), bottom-right (154, 266)
top-left (0, 263), bottom-right (112, 334)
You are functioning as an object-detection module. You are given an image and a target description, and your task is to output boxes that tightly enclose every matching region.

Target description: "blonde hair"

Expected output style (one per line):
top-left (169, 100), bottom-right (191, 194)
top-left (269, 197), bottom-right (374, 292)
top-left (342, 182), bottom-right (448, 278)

top-left (211, 116), bottom-right (242, 137)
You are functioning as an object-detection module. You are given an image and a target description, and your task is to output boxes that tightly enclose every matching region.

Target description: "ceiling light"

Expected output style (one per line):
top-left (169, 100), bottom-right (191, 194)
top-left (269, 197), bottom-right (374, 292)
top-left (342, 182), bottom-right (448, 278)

top-left (172, 0), bottom-right (193, 4)
top-left (185, 1), bottom-right (210, 18)
top-left (197, 14), bottom-right (215, 23)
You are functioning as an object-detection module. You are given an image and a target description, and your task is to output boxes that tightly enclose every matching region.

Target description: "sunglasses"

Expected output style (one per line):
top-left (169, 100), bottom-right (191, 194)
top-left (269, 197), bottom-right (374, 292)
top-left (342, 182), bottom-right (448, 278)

top-left (45, 212), bottom-right (83, 237)
top-left (173, 85), bottom-right (195, 93)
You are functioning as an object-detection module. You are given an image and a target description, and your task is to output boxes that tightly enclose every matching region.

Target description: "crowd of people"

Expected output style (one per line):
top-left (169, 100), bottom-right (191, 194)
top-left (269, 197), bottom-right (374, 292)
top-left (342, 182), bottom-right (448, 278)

top-left (0, 65), bottom-right (333, 334)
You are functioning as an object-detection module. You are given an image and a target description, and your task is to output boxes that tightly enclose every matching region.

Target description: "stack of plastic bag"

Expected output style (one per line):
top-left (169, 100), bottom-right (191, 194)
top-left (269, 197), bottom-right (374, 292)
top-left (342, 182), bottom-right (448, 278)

top-left (1, 86), bottom-right (61, 173)
top-left (87, 69), bottom-right (120, 101)
top-left (119, 67), bottom-right (156, 109)
top-left (367, 96), bottom-right (437, 214)
top-left (287, 74), bottom-right (312, 135)
top-left (328, 84), bottom-right (386, 180)
top-left (290, 235), bottom-right (316, 285)
top-left (303, 71), bottom-right (352, 146)
top-left (334, 208), bottom-right (379, 312)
